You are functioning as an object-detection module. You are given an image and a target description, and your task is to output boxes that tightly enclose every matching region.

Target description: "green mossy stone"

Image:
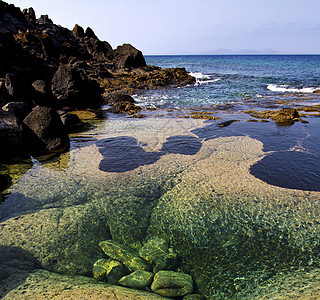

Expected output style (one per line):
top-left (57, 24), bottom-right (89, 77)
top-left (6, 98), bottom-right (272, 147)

top-left (151, 270), bottom-right (193, 297)
top-left (99, 240), bottom-right (152, 271)
top-left (118, 270), bottom-right (154, 289)
top-left (183, 294), bottom-right (206, 300)
top-left (93, 259), bottom-right (109, 280)
top-left (105, 260), bottom-right (130, 284)
top-left (139, 236), bottom-right (169, 264)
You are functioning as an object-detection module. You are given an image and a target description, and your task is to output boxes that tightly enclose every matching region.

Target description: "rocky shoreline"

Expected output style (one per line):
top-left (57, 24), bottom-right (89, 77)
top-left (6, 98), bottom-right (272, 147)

top-left (0, 1), bottom-right (195, 160)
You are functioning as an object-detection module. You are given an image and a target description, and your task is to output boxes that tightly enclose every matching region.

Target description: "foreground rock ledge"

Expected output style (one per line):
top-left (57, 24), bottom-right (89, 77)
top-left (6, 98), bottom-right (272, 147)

top-left (1, 269), bottom-right (169, 300)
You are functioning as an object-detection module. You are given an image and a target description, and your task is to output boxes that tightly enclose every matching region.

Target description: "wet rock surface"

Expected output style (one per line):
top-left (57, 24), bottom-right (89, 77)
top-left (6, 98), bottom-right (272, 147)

top-left (151, 270), bottom-right (193, 297)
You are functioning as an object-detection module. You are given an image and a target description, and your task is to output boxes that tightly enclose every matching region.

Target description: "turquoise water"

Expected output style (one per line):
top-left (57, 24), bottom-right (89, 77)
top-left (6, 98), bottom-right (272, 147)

top-left (135, 55), bottom-right (320, 108)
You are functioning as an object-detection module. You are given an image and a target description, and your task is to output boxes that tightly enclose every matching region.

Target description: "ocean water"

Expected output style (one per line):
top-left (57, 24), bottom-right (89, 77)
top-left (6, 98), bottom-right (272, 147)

top-left (134, 55), bottom-right (320, 108)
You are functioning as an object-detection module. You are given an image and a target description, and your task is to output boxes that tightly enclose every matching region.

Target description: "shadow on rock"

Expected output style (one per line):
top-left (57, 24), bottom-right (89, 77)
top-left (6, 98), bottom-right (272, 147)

top-left (250, 151), bottom-right (320, 192)
top-left (97, 136), bottom-right (162, 173)
top-left (161, 135), bottom-right (202, 155)
top-left (0, 245), bottom-right (41, 298)
top-left (97, 135), bottom-right (203, 173)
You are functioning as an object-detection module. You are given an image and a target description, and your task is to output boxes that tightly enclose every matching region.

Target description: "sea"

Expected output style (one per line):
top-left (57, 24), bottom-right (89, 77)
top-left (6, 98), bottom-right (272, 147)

top-left (133, 55), bottom-right (320, 108)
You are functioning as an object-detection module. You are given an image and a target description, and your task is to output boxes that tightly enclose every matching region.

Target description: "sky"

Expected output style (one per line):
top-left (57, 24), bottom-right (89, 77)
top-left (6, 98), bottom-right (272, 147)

top-left (8, 0), bottom-right (320, 55)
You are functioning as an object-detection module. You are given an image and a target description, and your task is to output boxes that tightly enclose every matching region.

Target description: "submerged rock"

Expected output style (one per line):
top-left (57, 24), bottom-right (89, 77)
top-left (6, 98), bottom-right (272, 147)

top-left (119, 270), bottom-right (154, 289)
top-left (105, 259), bottom-right (130, 284)
top-left (151, 270), bottom-right (193, 297)
top-left (139, 237), bottom-right (169, 264)
top-left (93, 258), bottom-right (109, 280)
top-left (99, 240), bottom-right (152, 271)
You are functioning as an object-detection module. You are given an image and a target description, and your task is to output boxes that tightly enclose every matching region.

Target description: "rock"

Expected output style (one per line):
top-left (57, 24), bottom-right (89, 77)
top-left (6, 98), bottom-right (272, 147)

top-left (139, 237), bottom-right (180, 273)
top-left (22, 7), bottom-right (36, 21)
top-left (119, 270), bottom-right (154, 289)
top-left (85, 27), bottom-right (98, 39)
top-left (93, 258), bottom-right (109, 280)
top-left (58, 110), bottom-right (84, 133)
top-left (152, 251), bottom-right (180, 274)
top-left (0, 172), bottom-right (11, 192)
top-left (0, 269), bottom-right (168, 300)
top-left (115, 43), bottom-right (146, 68)
top-left (105, 259), bottom-right (130, 284)
top-left (139, 236), bottom-right (169, 264)
top-left (72, 24), bottom-right (85, 38)
top-left (23, 106), bottom-right (69, 153)
top-left (2, 102), bottom-right (31, 121)
top-left (5, 73), bottom-right (32, 103)
top-left (218, 120), bottom-right (240, 127)
top-left (99, 240), bottom-right (152, 271)
top-left (270, 108), bottom-right (300, 124)
top-left (102, 93), bottom-right (135, 105)
top-left (183, 294), bottom-right (206, 300)
top-left (0, 109), bottom-right (24, 158)
top-left (51, 64), bottom-right (102, 108)
top-left (107, 101), bottom-right (141, 114)
top-left (32, 80), bottom-right (55, 106)
top-left (151, 271), bottom-right (193, 297)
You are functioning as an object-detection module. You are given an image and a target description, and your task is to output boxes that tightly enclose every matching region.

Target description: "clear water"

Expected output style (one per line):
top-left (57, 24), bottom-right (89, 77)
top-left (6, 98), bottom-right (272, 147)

top-left (2, 56), bottom-right (320, 299)
top-left (134, 55), bottom-right (320, 108)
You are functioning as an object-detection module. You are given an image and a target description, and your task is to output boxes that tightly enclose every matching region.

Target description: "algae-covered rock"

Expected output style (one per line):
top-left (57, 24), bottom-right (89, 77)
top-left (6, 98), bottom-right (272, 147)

top-left (105, 259), bottom-right (130, 284)
top-left (183, 294), bottom-right (206, 300)
top-left (93, 258), bottom-right (109, 280)
top-left (119, 270), bottom-right (154, 289)
top-left (139, 236), bottom-right (169, 264)
top-left (153, 250), bottom-right (180, 273)
top-left (99, 240), bottom-right (152, 271)
top-left (151, 270), bottom-right (193, 297)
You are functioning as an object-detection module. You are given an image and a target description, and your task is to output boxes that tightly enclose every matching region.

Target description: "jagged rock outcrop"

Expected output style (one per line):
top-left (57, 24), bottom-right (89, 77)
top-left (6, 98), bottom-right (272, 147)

top-left (0, 1), bottom-right (194, 111)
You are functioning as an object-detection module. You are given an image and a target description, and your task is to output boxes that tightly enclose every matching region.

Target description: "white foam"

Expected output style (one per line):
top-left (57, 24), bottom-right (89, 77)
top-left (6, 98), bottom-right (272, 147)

top-left (189, 72), bottom-right (210, 80)
top-left (196, 78), bottom-right (221, 85)
top-left (267, 84), bottom-right (319, 94)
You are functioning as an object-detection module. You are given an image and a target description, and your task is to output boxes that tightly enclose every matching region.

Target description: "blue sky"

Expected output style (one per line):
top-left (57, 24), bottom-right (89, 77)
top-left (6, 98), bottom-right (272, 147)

top-left (9, 0), bottom-right (320, 55)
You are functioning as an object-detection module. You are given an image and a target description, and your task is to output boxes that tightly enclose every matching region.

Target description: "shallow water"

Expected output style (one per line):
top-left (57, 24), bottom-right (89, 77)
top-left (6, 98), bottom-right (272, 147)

top-left (1, 113), bottom-right (320, 299)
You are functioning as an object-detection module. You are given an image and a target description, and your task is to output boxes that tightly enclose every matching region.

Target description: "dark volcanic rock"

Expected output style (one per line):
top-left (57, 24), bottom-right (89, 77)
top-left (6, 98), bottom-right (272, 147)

top-left (102, 93), bottom-right (135, 105)
top-left (23, 106), bottom-right (69, 152)
top-left (58, 110), bottom-right (84, 133)
top-left (115, 44), bottom-right (146, 68)
top-left (32, 79), bottom-right (56, 106)
top-left (0, 109), bottom-right (24, 158)
top-left (51, 64), bottom-right (102, 108)
top-left (2, 102), bottom-right (31, 121)
top-left (72, 24), bottom-right (85, 38)
top-left (0, 172), bottom-right (11, 192)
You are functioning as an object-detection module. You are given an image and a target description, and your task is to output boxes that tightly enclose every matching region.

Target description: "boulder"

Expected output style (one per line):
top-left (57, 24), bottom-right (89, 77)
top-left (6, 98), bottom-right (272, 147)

top-left (102, 93), bottom-right (135, 105)
top-left (105, 259), bottom-right (130, 284)
top-left (0, 109), bottom-right (24, 158)
top-left (32, 79), bottom-right (56, 106)
top-left (99, 240), bottom-right (152, 271)
top-left (183, 294), bottom-right (206, 300)
top-left (51, 64), bottom-right (102, 107)
top-left (2, 101), bottom-right (31, 121)
top-left (5, 73), bottom-right (32, 103)
top-left (139, 237), bottom-right (169, 264)
top-left (23, 106), bottom-right (69, 153)
top-left (151, 271), bottom-right (193, 297)
top-left (119, 270), bottom-right (154, 289)
top-left (115, 44), bottom-right (146, 68)
top-left (93, 259), bottom-right (109, 280)
top-left (84, 38), bottom-right (114, 61)
top-left (58, 110), bottom-right (84, 133)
